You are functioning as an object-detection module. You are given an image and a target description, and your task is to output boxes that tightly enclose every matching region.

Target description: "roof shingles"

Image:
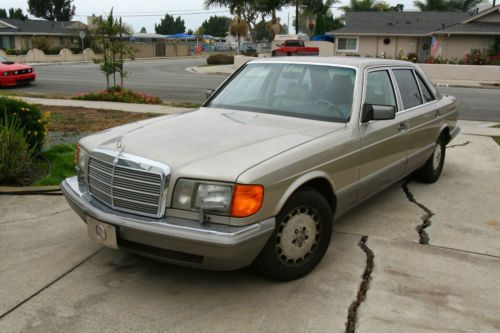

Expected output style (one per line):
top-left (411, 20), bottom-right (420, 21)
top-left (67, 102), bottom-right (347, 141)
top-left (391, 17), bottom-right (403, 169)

top-left (331, 11), bottom-right (471, 36)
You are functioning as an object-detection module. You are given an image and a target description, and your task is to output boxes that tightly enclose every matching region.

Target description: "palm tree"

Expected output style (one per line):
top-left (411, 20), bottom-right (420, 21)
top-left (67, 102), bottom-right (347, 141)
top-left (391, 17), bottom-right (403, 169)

top-left (341, 0), bottom-right (377, 11)
top-left (205, 0), bottom-right (247, 53)
top-left (414, 0), bottom-right (482, 11)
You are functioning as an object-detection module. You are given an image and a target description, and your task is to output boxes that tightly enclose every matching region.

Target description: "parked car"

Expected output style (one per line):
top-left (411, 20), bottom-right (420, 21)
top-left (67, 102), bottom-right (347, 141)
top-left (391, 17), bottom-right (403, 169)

top-left (0, 55), bottom-right (36, 87)
top-left (272, 40), bottom-right (319, 56)
top-left (62, 57), bottom-right (459, 281)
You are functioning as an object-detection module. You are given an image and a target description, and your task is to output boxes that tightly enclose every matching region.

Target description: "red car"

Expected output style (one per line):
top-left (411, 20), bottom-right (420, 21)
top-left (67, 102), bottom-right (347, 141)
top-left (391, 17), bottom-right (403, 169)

top-left (272, 40), bottom-right (319, 57)
top-left (0, 55), bottom-right (36, 87)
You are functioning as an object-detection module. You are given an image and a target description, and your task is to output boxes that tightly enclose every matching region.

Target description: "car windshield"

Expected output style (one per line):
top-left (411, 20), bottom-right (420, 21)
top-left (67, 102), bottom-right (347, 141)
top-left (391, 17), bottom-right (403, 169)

top-left (0, 55), bottom-right (10, 62)
top-left (207, 63), bottom-right (356, 123)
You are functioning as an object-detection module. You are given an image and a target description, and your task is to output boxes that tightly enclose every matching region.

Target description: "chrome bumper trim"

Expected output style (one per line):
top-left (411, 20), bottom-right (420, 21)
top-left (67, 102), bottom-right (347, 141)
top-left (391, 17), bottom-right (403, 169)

top-left (61, 176), bottom-right (275, 270)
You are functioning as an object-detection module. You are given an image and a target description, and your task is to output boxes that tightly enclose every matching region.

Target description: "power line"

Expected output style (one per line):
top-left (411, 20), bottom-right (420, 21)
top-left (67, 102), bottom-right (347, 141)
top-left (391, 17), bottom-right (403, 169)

top-left (74, 10), bottom-right (230, 17)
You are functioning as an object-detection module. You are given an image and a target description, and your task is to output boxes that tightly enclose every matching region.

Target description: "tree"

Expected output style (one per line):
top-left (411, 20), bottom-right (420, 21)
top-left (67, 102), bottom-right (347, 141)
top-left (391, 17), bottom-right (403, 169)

top-left (91, 9), bottom-right (137, 89)
top-left (341, 0), bottom-right (404, 11)
top-left (200, 15), bottom-right (232, 37)
top-left (414, 0), bottom-right (481, 11)
top-left (140, 27), bottom-right (147, 33)
top-left (187, 29), bottom-right (194, 35)
top-left (28, 0), bottom-right (75, 21)
top-left (154, 14), bottom-right (185, 34)
top-left (0, 8), bottom-right (28, 19)
top-left (205, 0), bottom-right (248, 52)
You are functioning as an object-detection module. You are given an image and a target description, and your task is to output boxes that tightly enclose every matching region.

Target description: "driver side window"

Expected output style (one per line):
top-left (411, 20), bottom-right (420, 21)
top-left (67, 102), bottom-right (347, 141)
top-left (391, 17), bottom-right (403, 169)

top-left (365, 70), bottom-right (397, 110)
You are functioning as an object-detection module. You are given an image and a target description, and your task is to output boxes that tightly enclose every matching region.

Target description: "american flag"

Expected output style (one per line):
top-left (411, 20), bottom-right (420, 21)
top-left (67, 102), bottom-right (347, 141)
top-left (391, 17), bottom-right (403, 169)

top-left (431, 36), bottom-right (441, 56)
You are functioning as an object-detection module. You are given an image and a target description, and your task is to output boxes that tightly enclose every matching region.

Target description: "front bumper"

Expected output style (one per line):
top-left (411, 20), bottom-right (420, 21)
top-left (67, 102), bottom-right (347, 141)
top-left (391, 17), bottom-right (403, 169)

top-left (449, 125), bottom-right (460, 141)
top-left (0, 73), bottom-right (36, 86)
top-left (61, 177), bottom-right (275, 271)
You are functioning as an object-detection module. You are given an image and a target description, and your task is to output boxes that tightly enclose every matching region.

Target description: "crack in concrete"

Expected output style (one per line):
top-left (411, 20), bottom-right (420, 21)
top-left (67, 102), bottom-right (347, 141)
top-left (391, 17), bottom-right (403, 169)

top-left (402, 181), bottom-right (435, 245)
top-left (345, 236), bottom-right (374, 333)
top-left (0, 248), bottom-right (103, 320)
top-left (447, 141), bottom-right (470, 148)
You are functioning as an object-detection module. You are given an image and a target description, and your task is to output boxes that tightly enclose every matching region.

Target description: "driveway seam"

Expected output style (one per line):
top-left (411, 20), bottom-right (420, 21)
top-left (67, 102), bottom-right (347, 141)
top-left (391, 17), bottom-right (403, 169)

top-left (0, 248), bottom-right (103, 320)
top-left (0, 209), bottom-right (71, 226)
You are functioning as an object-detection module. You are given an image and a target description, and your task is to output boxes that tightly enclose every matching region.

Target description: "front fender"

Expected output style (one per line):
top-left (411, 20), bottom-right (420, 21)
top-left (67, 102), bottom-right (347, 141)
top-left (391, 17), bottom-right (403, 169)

top-left (273, 170), bottom-right (336, 216)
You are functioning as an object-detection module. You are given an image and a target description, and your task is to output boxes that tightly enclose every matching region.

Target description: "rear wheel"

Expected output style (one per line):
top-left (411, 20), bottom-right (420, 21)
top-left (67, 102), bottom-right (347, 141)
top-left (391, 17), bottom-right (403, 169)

top-left (254, 188), bottom-right (333, 281)
top-left (414, 134), bottom-right (446, 183)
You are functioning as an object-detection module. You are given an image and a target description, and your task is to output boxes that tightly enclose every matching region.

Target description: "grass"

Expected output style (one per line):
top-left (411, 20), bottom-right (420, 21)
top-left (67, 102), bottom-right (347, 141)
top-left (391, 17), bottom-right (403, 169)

top-left (492, 124), bottom-right (500, 129)
top-left (493, 136), bottom-right (500, 146)
top-left (33, 144), bottom-right (76, 186)
top-left (0, 90), bottom-right (72, 100)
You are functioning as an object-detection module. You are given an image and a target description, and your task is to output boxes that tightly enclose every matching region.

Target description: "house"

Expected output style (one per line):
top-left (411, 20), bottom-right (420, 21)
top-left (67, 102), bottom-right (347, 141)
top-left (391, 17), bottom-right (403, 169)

top-left (0, 18), bottom-right (87, 51)
top-left (330, 5), bottom-right (500, 60)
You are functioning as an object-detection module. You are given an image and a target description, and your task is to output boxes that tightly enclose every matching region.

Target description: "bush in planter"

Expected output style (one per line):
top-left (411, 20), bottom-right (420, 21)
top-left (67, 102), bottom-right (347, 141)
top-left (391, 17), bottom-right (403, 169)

top-left (0, 97), bottom-right (50, 153)
top-left (73, 86), bottom-right (162, 104)
top-left (464, 49), bottom-right (490, 65)
top-left (0, 113), bottom-right (34, 185)
top-left (406, 52), bottom-right (418, 63)
top-left (207, 54), bottom-right (234, 65)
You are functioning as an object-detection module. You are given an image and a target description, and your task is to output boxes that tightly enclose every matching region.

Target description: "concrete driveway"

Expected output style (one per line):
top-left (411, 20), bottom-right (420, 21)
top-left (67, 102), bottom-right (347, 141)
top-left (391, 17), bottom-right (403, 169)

top-left (1, 133), bottom-right (499, 333)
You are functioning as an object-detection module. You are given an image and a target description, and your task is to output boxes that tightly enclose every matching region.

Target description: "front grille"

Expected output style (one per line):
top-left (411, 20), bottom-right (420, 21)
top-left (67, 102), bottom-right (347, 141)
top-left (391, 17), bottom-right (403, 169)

top-left (13, 69), bottom-right (31, 75)
top-left (88, 156), bottom-right (165, 217)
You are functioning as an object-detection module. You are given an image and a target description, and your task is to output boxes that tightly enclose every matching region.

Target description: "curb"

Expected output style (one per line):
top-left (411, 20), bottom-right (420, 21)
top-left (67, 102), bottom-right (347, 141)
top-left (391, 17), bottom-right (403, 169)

top-left (29, 55), bottom-right (207, 67)
top-left (434, 83), bottom-right (500, 90)
top-left (0, 185), bottom-right (61, 195)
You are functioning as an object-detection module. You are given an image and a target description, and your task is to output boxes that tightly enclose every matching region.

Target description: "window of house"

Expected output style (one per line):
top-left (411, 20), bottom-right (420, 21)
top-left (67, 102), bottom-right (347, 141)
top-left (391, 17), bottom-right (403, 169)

top-left (337, 37), bottom-right (358, 52)
top-left (0, 36), bottom-right (14, 49)
top-left (415, 72), bottom-right (435, 103)
top-left (393, 69), bottom-right (423, 110)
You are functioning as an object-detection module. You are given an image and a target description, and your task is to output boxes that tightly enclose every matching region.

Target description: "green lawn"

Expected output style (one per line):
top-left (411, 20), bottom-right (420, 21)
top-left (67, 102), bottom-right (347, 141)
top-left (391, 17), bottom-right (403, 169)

top-left (34, 144), bottom-right (76, 186)
top-left (492, 124), bottom-right (500, 129)
top-left (493, 137), bottom-right (500, 146)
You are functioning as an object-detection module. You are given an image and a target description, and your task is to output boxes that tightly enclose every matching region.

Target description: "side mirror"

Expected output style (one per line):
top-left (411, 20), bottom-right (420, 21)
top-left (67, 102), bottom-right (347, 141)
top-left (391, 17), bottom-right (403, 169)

top-left (362, 104), bottom-right (396, 123)
top-left (206, 88), bottom-right (215, 99)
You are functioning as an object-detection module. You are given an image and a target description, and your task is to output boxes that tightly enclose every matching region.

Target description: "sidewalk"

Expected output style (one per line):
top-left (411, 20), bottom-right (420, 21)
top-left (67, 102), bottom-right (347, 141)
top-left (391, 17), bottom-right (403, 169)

top-left (458, 120), bottom-right (500, 137)
top-left (18, 97), bottom-right (194, 115)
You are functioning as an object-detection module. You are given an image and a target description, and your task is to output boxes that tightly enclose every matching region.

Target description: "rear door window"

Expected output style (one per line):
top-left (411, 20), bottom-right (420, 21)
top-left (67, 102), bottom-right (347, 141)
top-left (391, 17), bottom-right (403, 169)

top-left (393, 69), bottom-right (422, 110)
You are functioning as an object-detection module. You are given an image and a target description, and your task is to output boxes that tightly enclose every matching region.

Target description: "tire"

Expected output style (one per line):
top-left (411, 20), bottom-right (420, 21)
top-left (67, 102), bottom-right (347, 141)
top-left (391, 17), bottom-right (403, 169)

top-left (414, 134), bottom-right (446, 183)
top-left (254, 188), bottom-right (333, 281)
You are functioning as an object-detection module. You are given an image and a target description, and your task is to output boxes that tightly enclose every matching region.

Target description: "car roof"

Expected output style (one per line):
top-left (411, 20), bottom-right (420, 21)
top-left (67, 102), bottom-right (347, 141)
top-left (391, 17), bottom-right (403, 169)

top-left (248, 56), bottom-right (414, 70)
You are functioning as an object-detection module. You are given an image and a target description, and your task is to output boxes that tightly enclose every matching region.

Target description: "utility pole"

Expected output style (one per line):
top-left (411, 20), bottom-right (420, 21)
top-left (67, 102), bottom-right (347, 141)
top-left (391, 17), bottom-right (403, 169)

top-left (295, 2), bottom-right (299, 34)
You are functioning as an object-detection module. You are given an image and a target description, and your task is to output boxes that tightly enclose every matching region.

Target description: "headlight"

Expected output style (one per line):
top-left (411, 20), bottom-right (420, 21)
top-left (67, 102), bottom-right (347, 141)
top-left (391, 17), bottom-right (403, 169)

top-left (2, 72), bottom-right (8, 77)
top-left (172, 179), bottom-right (233, 214)
top-left (75, 144), bottom-right (89, 181)
top-left (13, 70), bottom-right (18, 75)
top-left (172, 179), bottom-right (264, 217)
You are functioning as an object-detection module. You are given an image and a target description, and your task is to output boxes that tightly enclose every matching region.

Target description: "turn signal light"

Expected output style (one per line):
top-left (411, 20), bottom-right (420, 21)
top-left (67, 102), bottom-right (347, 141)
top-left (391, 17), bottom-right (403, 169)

top-left (74, 144), bottom-right (79, 166)
top-left (230, 184), bottom-right (264, 218)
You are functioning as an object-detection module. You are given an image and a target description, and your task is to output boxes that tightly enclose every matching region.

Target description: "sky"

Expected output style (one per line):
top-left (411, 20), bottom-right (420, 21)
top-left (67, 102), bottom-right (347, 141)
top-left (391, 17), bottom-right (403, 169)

top-left (1, 0), bottom-right (420, 33)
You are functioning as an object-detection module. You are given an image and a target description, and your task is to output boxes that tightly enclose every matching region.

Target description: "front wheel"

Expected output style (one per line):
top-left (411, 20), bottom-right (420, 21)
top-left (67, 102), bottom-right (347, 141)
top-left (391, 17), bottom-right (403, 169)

top-left (414, 135), bottom-right (446, 183)
top-left (254, 188), bottom-right (333, 281)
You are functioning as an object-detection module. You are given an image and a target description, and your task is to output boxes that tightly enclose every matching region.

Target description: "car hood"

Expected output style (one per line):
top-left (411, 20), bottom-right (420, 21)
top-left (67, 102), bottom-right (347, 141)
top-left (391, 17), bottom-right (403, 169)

top-left (80, 108), bottom-right (345, 182)
top-left (0, 62), bottom-right (32, 70)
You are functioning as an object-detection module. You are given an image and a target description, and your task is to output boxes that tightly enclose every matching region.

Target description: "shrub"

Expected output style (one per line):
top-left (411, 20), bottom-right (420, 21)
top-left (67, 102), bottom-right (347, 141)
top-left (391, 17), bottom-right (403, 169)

top-left (0, 113), bottom-right (33, 185)
top-left (46, 47), bottom-right (62, 55)
top-left (207, 54), bottom-right (234, 65)
top-left (0, 97), bottom-right (50, 153)
top-left (407, 52), bottom-right (418, 63)
top-left (73, 86), bottom-right (162, 104)
top-left (464, 49), bottom-right (490, 65)
top-left (31, 36), bottom-right (50, 52)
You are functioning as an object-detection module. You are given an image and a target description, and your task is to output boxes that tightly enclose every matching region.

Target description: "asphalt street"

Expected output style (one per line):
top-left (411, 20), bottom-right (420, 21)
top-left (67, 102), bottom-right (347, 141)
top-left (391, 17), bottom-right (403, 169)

top-left (6, 58), bottom-right (500, 121)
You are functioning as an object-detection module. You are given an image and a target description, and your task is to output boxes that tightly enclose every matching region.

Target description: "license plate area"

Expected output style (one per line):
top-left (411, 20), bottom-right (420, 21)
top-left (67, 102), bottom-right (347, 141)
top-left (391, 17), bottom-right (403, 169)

top-left (87, 217), bottom-right (118, 249)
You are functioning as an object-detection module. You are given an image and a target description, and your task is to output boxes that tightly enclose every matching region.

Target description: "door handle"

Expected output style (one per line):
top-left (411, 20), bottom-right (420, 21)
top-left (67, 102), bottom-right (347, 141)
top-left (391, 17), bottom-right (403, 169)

top-left (435, 110), bottom-right (442, 118)
top-left (398, 122), bottom-right (408, 132)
